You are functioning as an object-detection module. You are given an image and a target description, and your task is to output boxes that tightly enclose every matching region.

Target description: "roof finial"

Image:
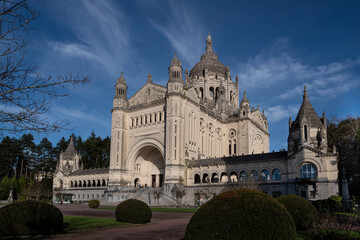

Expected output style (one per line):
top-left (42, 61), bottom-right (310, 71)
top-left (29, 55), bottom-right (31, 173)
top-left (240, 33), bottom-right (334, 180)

top-left (147, 74), bottom-right (152, 83)
top-left (243, 90), bottom-right (246, 98)
top-left (303, 85), bottom-right (308, 101)
top-left (70, 135), bottom-right (74, 144)
top-left (206, 33), bottom-right (213, 52)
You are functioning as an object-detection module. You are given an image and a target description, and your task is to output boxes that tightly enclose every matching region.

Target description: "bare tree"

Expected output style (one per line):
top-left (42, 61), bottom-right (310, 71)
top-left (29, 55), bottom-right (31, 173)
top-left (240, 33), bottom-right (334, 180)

top-left (0, 0), bottom-right (89, 134)
top-left (153, 190), bottom-right (162, 207)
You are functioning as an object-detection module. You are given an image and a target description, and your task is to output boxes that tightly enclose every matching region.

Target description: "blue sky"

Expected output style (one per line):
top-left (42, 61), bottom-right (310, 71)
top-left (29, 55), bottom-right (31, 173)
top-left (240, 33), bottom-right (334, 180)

top-left (26, 0), bottom-right (360, 151)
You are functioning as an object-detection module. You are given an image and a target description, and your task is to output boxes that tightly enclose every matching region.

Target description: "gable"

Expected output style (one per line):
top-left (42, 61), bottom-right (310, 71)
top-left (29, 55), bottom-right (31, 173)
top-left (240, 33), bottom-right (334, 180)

top-left (128, 83), bottom-right (166, 107)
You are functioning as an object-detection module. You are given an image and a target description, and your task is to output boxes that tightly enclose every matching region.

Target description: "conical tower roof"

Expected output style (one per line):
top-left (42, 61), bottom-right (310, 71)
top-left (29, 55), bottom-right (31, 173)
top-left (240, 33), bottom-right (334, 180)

top-left (63, 136), bottom-right (76, 159)
top-left (240, 91), bottom-right (249, 105)
top-left (292, 86), bottom-right (323, 129)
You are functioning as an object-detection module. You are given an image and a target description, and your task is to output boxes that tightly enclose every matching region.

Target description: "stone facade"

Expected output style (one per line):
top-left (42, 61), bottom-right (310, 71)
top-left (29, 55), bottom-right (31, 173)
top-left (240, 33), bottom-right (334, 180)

top-left (53, 35), bottom-right (338, 205)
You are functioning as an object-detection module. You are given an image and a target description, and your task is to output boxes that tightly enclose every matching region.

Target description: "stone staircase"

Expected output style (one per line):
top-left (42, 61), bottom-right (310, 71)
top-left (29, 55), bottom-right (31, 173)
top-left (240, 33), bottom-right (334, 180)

top-left (103, 186), bottom-right (179, 206)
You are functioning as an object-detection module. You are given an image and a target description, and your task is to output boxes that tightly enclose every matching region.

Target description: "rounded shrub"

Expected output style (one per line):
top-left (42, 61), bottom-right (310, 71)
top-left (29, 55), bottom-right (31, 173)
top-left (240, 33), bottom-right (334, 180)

top-left (0, 200), bottom-right (63, 236)
top-left (185, 189), bottom-right (296, 240)
top-left (88, 199), bottom-right (100, 208)
top-left (115, 199), bottom-right (152, 224)
top-left (277, 195), bottom-right (318, 230)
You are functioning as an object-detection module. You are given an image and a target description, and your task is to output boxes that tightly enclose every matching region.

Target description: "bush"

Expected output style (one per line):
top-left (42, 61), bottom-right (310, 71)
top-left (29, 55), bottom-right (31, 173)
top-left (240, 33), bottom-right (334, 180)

top-left (277, 195), bottom-right (318, 230)
top-left (312, 198), bottom-right (340, 214)
top-left (0, 200), bottom-right (63, 236)
top-left (115, 199), bottom-right (152, 224)
top-left (185, 189), bottom-right (296, 240)
top-left (88, 199), bottom-right (100, 208)
top-left (329, 195), bottom-right (342, 208)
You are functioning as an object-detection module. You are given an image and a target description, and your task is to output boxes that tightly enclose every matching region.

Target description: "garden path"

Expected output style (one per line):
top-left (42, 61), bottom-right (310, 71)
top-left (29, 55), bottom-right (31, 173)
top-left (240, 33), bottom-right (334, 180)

top-left (45, 204), bottom-right (193, 240)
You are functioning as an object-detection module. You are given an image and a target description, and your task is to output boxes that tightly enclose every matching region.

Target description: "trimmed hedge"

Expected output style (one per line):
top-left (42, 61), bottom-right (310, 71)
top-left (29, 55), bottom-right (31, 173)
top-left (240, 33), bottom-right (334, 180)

top-left (185, 189), bottom-right (296, 240)
top-left (312, 198), bottom-right (340, 214)
top-left (0, 200), bottom-right (63, 236)
top-left (115, 199), bottom-right (152, 224)
top-left (88, 199), bottom-right (100, 208)
top-left (277, 195), bottom-right (318, 230)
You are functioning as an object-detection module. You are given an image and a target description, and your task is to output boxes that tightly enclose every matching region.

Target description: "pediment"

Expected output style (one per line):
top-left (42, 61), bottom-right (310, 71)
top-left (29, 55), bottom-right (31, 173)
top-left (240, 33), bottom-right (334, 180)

top-left (129, 83), bottom-right (166, 107)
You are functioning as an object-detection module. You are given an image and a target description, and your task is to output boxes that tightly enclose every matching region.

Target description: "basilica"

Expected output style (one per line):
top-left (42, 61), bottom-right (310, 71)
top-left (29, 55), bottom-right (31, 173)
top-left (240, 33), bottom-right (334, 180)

top-left (53, 35), bottom-right (339, 205)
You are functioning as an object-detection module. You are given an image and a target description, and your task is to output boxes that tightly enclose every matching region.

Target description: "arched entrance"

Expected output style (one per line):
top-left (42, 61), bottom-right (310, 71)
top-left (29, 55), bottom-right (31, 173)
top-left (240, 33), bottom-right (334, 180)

top-left (132, 146), bottom-right (165, 188)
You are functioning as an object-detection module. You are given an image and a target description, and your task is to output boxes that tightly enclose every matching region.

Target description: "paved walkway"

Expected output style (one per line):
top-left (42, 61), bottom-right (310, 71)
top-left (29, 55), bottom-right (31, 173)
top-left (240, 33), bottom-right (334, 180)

top-left (45, 204), bottom-right (193, 240)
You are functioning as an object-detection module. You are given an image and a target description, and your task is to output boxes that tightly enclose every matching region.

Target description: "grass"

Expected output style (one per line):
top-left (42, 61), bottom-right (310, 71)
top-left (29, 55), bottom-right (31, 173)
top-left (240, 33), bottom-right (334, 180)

top-left (99, 206), bottom-right (198, 213)
top-left (335, 212), bottom-right (360, 217)
top-left (296, 230), bottom-right (360, 239)
top-left (62, 215), bottom-right (129, 233)
top-left (151, 208), bottom-right (198, 213)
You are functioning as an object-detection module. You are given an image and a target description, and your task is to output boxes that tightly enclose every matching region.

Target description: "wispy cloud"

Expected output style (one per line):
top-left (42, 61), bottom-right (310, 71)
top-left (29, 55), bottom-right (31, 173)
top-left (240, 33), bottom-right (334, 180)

top-left (50, 104), bottom-right (110, 129)
top-left (148, 1), bottom-right (204, 67)
top-left (47, 0), bottom-right (132, 78)
top-left (265, 104), bottom-right (299, 123)
top-left (237, 38), bottom-right (360, 100)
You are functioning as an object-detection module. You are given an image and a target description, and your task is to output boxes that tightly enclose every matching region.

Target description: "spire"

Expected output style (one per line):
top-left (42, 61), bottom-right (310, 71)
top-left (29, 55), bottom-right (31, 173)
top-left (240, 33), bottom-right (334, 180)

top-left (117, 72), bottom-right (126, 84)
top-left (235, 74), bottom-right (239, 84)
top-left (291, 86), bottom-right (323, 130)
top-left (241, 90), bottom-right (249, 105)
top-left (206, 33), bottom-right (213, 52)
top-left (303, 85), bottom-right (308, 101)
top-left (63, 135), bottom-right (76, 160)
top-left (170, 52), bottom-right (181, 67)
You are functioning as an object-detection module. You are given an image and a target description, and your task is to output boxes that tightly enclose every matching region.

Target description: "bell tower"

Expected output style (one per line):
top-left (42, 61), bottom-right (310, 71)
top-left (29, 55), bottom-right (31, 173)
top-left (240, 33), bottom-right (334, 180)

top-left (165, 52), bottom-right (185, 195)
top-left (109, 72), bottom-right (128, 186)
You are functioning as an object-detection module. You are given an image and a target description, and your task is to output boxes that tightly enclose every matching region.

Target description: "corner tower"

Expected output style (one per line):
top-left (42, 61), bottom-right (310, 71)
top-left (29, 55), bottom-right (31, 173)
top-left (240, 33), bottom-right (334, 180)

top-left (109, 72), bottom-right (129, 186)
top-left (288, 86), bottom-right (328, 155)
top-left (165, 53), bottom-right (185, 193)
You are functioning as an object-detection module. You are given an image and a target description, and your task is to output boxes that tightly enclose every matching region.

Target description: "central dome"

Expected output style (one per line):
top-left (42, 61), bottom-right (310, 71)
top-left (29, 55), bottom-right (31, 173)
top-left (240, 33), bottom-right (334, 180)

top-left (189, 34), bottom-right (227, 78)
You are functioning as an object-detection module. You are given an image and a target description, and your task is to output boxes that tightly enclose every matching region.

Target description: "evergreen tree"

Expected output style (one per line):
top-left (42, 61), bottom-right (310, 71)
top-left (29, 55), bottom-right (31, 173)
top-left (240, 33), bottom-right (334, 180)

top-left (0, 176), bottom-right (11, 200)
top-left (10, 176), bottom-right (20, 199)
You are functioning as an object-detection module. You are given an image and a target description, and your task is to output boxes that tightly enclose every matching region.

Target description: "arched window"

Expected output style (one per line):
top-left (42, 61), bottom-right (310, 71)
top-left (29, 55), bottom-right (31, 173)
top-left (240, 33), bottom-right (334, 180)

top-left (240, 171), bottom-right (248, 182)
top-left (211, 173), bottom-right (219, 183)
top-left (92, 180), bottom-right (96, 187)
top-left (220, 172), bottom-right (228, 182)
top-left (233, 140), bottom-right (237, 155)
top-left (228, 140), bottom-right (232, 155)
top-left (88, 180), bottom-right (91, 187)
top-left (59, 180), bottom-right (63, 189)
top-left (260, 169), bottom-right (270, 181)
top-left (202, 173), bottom-right (209, 183)
top-left (272, 169), bottom-right (281, 181)
top-left (74, 181), bottom-right (78, 187)
top-left (250, 170), bottom-right (259, 181)
top-left (199, 87), bottom-right (204, 99)
top-left (230, 172), bottom-right (238, 182)
top-left (83, 180), bottom-right (87, 187)
top-left (194, 174), bottom-right (201, 184)
top-left (299, 164), bottom-right (317, 179)
top-left (70, 181), bottom-right (73, 187)
top-left (79, 181), bottom-right (82, 187)
top-left (97, 180), bottom-right (101, 187)
top-left (209, 87), bottom-right (214, 100)
top-left (102, 179), bottom-right (106, 186)
top-left (304, 125), bottom-right (308, 141)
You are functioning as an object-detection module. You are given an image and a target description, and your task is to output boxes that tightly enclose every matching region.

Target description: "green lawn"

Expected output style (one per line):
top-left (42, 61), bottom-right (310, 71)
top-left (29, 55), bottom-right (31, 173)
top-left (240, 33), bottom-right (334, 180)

top-left (62, 215), bottom-right (129, 233)
top-left (296, 230), bottom-right (360, 239)
top-left (99, 207), bottom-right (198, 213)
top-left (335, 211), bottom-right (360, 217)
